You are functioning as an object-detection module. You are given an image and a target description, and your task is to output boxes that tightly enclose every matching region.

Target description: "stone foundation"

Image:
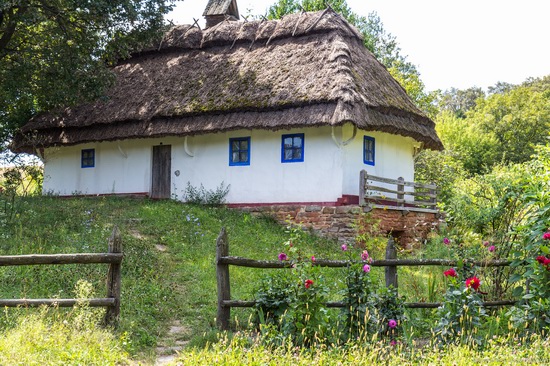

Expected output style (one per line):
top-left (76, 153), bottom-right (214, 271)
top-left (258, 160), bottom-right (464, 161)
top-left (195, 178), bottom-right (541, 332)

top-left (237, 204), bottom-right (442, 248)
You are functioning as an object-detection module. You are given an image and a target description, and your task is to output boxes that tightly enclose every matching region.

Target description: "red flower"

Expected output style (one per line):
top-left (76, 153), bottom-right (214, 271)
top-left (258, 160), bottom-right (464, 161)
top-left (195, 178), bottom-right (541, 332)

top-left (304, 279), bottom-right (314, 289)
top-left (536, 255), bottom-right (547, 264)
top-left (465, 276), bottom-right (481, 291)
top-left (444, 268), bottom-right (457, 278)
top-left (543, 232), bottom-right (550, 240)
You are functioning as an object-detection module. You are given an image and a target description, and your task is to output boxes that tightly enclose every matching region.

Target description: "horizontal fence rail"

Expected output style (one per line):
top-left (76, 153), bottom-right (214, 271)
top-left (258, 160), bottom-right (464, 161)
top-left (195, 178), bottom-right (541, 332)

top-left (0, 227), bottom-right (123, 326)
top-left (216, 228), bottom-right (519, 330)
top-left (359, 170), bottom-right (438, 213)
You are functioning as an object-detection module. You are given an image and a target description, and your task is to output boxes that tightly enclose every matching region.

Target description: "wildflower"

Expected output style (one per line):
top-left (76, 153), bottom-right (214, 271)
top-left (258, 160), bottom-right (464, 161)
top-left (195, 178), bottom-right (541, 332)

top-left (388, 319), bottom-right (397, 329)
top-left (488, 245), bottom-right (496, 252)
top-left (304, 279), bottom-right (314, 289)
top-left (536, 255), bottom-right (546, 264)
top-left (311, 255), bottom-right (316, 262)
top-left (363, 264), bottom-right (371, 273)
top-left (443, 237), bottom-right (450, 245)
top-left (341, 244), bottom-right (348, 251)
top-left (390, 340), bottom-right (397, 346)
top-left (543, 232), bottom-right (550, 240)
top-left (465, 276), bottom-right (481, 291)
top-left (361, 250), bottom-right (370, 261)
top-left (278, 252), bottom-right (288, 261)
top-left (483, 241), bottom-right (490, 247)
top-left (443, 268), bottom-right (457, 278)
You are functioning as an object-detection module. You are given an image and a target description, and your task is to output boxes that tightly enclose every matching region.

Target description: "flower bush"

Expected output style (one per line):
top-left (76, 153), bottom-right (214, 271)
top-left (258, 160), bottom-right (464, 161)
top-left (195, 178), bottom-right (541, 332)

top-left (434, 267), bottom-right (487, 344)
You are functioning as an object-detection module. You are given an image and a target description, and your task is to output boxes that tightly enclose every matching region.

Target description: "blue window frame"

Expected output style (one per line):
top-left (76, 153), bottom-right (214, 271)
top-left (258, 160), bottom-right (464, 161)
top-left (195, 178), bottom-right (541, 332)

top-left (81, 149), bottom-right (95, 168)
top-left (363, 136), bottom-right (375, 165)
top-left (229, 137), bottom-right (250, 166)
top-left (281, 133), bottom-right (304, 163)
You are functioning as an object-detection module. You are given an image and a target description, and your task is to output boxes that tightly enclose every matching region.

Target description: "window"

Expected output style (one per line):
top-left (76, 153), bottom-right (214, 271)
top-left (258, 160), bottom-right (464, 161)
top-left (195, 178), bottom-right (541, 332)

top-left (229, 137), bottom-right (250, 166)
top-left (281, 133), bottom-right (304, 163)
top-left (81, 149), bottom-right (95, 168)
top-left (363, 136), bottom-right (375, 165)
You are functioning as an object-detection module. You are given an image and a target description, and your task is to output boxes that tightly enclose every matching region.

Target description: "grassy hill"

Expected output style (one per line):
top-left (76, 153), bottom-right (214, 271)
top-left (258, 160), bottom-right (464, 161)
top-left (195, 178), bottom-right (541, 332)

top-left (0, 196), bottom-right (339, 359)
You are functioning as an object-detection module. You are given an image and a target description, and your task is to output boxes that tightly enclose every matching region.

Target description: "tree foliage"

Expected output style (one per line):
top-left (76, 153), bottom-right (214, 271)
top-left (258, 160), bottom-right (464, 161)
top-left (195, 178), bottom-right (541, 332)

top-left (267, 0), bottom-right (437, 116)
top-left (0, 0), bottom-right (176, 150)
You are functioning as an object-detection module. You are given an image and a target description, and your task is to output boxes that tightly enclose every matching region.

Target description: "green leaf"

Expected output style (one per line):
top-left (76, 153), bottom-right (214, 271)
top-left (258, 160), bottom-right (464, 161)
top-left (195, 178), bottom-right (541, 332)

top-left (509, 273), bottom-right (522, 283)
top-left (512, 286), bottom-right (524, 297)
top-left (540, 246), bottom-right (550, 254)
top-left (522, 293), bottom-right (535, 300)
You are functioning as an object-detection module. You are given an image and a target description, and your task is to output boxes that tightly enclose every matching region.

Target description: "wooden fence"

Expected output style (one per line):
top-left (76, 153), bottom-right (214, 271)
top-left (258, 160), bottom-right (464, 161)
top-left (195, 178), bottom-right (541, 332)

top-left (0, 227), bottom-right (123, 326)
top-left (359, 170), bottom-right (438, 213)
top-left (216, 227), bottom-right (517, 330)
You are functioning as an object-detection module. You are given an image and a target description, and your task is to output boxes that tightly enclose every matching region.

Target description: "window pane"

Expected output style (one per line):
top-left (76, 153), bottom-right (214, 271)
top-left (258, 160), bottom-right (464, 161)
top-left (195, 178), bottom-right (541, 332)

top-left (241, 140), bottom-right (248, 150)
top-left (293, 137), bottom-right (302, 148)
top-left (240, 152), bottom-right (248, 162)
top-left (294, 149), bottom-right (302, 160)
top-left (232, 152), bottom-right (240, 162)
top-left (285, 149), bottom-right (293, 160)
top-left (284, 137), bottom-right (293, 147)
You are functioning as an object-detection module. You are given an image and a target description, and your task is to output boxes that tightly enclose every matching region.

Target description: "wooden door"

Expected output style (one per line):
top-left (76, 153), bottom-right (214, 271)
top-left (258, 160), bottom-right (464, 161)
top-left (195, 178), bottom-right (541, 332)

top-left (151, 145), bottom-right (171, 199)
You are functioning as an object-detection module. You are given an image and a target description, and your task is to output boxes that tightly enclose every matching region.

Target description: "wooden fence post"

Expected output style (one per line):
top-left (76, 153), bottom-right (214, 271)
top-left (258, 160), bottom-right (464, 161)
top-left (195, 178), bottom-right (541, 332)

top-left (359, 170), bottom-right (367, 206)
top-left (103, 226), bottom-right (122, 326)
top-left (397, 176), bottom-right (405, 209)
top-left (385, 236), bottom-right (398, 292)
top-left (216, 227), bottom-right (231, 330)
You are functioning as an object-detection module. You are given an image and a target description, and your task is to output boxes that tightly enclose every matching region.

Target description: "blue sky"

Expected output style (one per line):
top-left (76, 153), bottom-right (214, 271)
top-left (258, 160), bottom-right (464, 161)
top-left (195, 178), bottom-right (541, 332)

top-left (169, 0), bottom-right (550, 91)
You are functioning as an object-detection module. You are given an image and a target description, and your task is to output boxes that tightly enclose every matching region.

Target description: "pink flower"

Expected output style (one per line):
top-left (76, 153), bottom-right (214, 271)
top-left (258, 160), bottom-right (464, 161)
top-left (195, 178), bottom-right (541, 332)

top-left (543, 232), bottom-right (550, 240)
top-left (390, 340), bottom-right (397, 346)
top-left (483, 241), bottom-right (490, 247)
top-left (363, 264), bottom-right (371, 273)
top-left (278, 252), bottom-right (288, 261)
top-left (361, 250), bottom-right (370, 261)
top-left (311, 255), bottom-right (316, 262)
top-left (341, 244), bottom-right (348, 251)
top-left (443, 237), bottom-right (450, 245)
top-left (388, 319), bottom-right (397, 329)
top-left (304, 279), bottom-right (314, 289)
top-left (465, 276), bottom-right (481, 291)
top-left (443, 268), bottom-right (457, 278)
top-left (488, 245), bottom-right (496, 252)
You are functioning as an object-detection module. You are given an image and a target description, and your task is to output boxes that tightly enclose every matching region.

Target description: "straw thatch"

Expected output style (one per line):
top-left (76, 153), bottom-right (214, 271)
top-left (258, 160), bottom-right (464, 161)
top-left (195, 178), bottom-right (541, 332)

top-left (12, 9), bottom-right (443, 153)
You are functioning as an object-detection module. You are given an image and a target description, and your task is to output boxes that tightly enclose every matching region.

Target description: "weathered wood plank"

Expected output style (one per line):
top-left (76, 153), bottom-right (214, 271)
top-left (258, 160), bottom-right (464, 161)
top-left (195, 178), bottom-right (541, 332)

top-left (359, 170), bottom-right (367, 206)
top-left (365, 195), bottom-right (437, 206)
top-left (104, 226), bottom-right (123, 326)
top-left (216, 227), bottom-right (231, 330)
top-left (366, 174), bottom-right (437, 189)
top-left (220, 299), bottom-right (518, 309)
top-left (365, 185), bottom-right (437, 199)
top-left (219, 256), bottom-right (512, 268)
top-left (0, 298), bottom-right (115, 307)
top-left (0, 253), bottom-right (123, 266)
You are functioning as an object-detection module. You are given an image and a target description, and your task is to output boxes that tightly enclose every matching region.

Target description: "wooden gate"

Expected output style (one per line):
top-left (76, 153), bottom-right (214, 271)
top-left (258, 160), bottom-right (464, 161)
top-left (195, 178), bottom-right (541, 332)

top-left (151, 145), bottom-right (171, 199)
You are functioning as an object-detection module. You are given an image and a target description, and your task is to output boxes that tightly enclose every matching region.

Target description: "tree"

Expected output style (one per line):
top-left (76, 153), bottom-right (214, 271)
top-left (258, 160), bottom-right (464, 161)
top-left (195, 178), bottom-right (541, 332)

top-left (0, 0), bottom-right (176, 152)
top-left (438, 87), bottom-right (485, 119)
top-left (267, 0), bottom-right (438, 117)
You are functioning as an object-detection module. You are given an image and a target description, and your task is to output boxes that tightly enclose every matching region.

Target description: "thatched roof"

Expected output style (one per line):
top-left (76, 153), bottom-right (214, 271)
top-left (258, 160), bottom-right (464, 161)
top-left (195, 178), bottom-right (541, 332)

top-left (12, 9), bottom-right (443, 153)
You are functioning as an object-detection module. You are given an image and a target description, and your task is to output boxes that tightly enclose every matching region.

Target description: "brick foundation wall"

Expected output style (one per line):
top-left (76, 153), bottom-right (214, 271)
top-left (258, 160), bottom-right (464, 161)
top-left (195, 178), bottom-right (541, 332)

top-left (238, 204), bottom-right (442, 248)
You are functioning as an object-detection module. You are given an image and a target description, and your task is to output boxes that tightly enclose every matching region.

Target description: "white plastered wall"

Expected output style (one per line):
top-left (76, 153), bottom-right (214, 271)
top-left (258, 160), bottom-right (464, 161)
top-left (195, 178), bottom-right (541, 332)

top-left (41, 125), bottom-right (416, 203)
top-left (340, 124), bottom-right (417, 196)
top-left (172, 126), bottom-right (345, 203)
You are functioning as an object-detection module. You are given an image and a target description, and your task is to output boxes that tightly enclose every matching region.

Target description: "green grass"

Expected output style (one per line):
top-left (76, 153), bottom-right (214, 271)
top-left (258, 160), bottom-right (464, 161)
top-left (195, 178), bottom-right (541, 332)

top-left (0, 196), bottom-right (543, 364)
top-left (174, 332), bottom-right (550, 365)
top-left (0, 196), bottom-right (339, 361)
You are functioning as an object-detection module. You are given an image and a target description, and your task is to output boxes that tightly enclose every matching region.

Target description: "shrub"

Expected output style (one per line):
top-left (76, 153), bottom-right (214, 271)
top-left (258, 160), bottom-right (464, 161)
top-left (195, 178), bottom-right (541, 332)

top-left (183, 181), bottom-right (230, 205)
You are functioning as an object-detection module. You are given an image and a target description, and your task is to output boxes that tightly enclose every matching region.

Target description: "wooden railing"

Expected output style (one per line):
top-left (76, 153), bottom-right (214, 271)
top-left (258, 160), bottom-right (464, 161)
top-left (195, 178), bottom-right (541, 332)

top-left (359, 170), bottom-right (438, 213)
top-left (215, 228), bottom-right (518, 330)
top-left (0, 227), bottom-right (123, 326)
